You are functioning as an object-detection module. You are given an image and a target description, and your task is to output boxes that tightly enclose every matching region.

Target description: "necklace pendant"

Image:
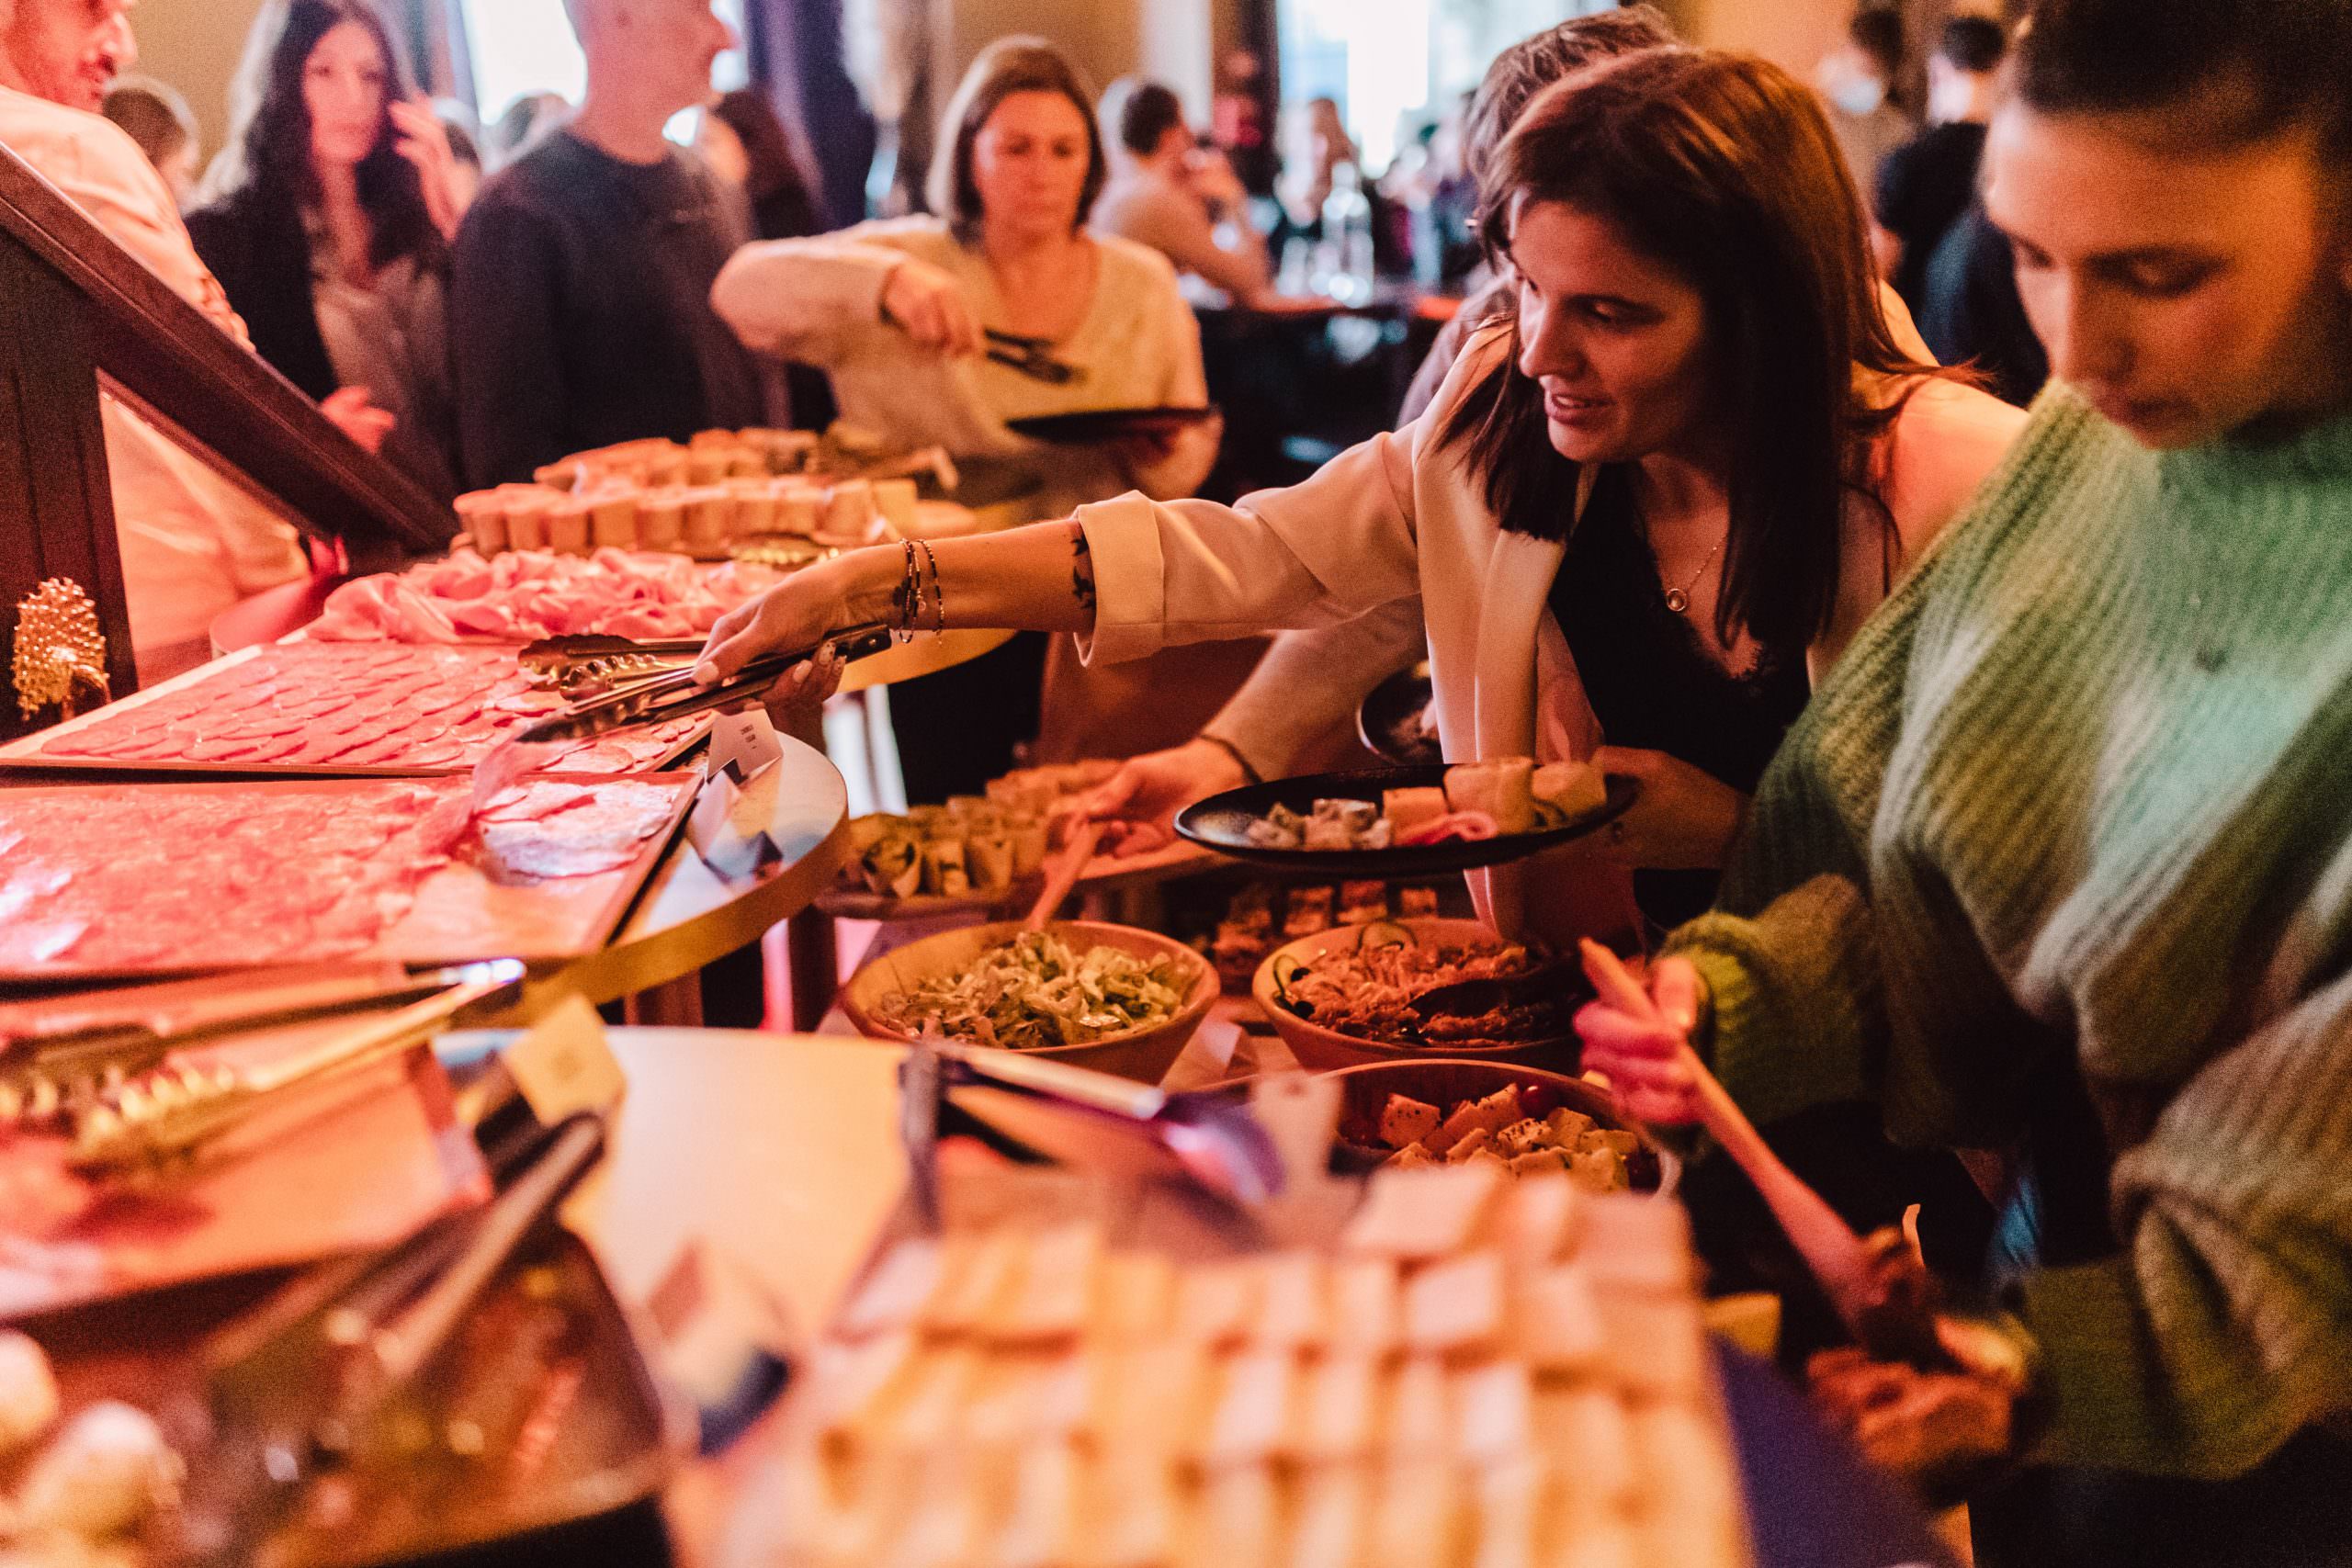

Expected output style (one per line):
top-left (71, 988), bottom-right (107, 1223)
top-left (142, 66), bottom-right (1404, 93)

top-left (1663, 589), bottom-right (1690, 615)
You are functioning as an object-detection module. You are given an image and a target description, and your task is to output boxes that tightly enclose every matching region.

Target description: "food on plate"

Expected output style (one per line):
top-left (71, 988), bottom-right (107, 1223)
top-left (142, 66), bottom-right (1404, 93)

top-left (1336, 880), bottom-right (1389, 927)
top-left (872, 931), bottom-right (1203, 1051)
top-left (1532, 760), bottom-right (1609, 820)
top-left (771, 1166), bottom-right (1745, 1568)
top-left (834, 761), bottom-right (1176, 903)
top-left (1272, 923), bottom-right (1569, 1048)
top-left (0, 776), bottom-right (684, 976)
top-left (1369, 1086), bottom-right (1637, 1191)
top-left (1241, 758), bottom-right (1609, 852)
top-left (307, 547), bottom-right (796, 645)
top-left (29, 643), bottom-right (695, 774)
top-left (1205, 883), bottom-right (1441, 991)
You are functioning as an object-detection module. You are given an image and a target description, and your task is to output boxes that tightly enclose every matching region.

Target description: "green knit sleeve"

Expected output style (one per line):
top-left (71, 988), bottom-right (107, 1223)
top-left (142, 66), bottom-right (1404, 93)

top-left (2018, 966), bottom-right (2352, 1476)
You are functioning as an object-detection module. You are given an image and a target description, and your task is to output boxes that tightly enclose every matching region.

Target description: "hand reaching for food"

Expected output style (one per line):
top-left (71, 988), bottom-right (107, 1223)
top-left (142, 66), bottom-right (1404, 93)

top-left (1081, 739), bottom-right (1249, 830)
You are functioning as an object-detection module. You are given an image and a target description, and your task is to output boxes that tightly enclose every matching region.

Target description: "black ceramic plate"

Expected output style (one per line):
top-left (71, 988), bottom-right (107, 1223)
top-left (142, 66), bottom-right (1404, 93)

top-left (1175, 765), bottom-right (1638, 875)
top-left (1006, 405), bottom-right (1222, 445)
top-left (1357, 660), bottom-right (1441, 766)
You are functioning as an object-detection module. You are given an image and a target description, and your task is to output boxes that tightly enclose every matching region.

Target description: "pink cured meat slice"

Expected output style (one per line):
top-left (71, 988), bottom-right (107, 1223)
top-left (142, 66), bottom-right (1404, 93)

top-left (178, 733), bottom-right (271, 762)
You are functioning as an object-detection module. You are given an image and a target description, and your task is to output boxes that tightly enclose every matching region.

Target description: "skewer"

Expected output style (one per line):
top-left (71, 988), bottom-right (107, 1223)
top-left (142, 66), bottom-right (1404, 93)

top-left (1022, 821), bottom-right (1102, 931)
top-left (1577, 940), bottom-right (1884, 1334)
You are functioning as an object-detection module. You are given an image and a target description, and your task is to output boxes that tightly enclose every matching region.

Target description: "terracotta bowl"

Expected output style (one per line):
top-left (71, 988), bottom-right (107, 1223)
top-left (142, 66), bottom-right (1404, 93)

top-left (1251, 918), bottom-right (1577, 1073)
top-left (840, 919), bottom-right (1218, 1084)
top-left (1321, 1057), bottom-right (1679, 1199)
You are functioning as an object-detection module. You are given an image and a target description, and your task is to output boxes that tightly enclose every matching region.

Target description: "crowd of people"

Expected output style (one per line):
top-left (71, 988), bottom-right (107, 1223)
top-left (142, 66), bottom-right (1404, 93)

top-left (6, 0), bottom-right (2352, 1558)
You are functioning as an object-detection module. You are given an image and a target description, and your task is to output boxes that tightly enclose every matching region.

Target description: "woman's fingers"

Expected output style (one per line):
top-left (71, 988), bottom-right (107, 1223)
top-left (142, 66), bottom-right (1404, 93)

top-left (1650, 955), bottom-right (1702, 1035)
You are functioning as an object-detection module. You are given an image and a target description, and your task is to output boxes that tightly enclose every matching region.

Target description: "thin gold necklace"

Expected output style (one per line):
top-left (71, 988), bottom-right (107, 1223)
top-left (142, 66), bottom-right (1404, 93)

top-left (1662, 533), bottom-right (1725, 615)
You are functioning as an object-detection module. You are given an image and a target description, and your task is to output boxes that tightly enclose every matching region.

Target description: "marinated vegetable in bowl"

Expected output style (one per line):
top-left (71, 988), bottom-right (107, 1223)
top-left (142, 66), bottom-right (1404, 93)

top-left (1272, 922), bottom-right (1572, 1048)
top-left (874, 930), bottom-right (1201, 1052)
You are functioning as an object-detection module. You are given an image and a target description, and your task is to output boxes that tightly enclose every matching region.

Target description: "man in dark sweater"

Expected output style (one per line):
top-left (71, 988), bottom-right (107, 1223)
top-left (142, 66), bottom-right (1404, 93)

top-left (449, 0), bottom-right (780, 488)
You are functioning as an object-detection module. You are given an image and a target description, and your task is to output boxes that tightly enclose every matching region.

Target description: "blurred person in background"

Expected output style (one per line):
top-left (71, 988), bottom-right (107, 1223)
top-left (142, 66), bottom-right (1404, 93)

top-left (1918, 202), bottom-right (2049, 407)
top-left (100, 74), bottom-right (198, 207)
top-left (436, 101), bottom-right (482, 215)
top-left (450, 0), bottom-right (778, 488)
top-left (1209, 48), bottom-right (1272, 197)
top-left (696, 85), bottom-right (832, 426)
top-left (188, 0), bottom-right (467, 502)
top-left (1386, 92), bottom-right (1478, 291)
top-left (1816, 6), bottom-right (1913, 198)
top-left (700, 86), bottom-right (821, 243)
top-left (0, 0), bottom-right (310, 679)
top-left (1093, 74), bottom-right (1272, 307)
top-left (1872, 14), bottom-right (2007, 310)
top-left (1268, 96), bottom-right (1354, 254)
top-left (711, 37), bottom-right (1220, 791)
top-left (488, 89), bottom-right (567, 166)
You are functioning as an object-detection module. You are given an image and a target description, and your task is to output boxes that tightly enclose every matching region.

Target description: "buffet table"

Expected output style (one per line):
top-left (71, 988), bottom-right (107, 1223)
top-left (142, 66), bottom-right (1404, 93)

top-left (557, 1030), bottom-right (1962, 1568)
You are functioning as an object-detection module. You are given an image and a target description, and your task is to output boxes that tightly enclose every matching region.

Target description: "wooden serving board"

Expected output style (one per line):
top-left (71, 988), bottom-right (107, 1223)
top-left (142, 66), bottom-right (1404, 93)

top-left (0, 773), bottom-right (700, 985)
top-left (0, 642), bottom-right (706, 779)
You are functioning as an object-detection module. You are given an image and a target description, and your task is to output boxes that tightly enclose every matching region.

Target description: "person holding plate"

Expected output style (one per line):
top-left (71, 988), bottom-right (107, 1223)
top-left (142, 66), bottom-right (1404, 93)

top-left (697, 47), bottom-right (2026, 947)
top-left (1576, 0), bottom-right (2352, 1557)
top-left (710, 36), bottom-right (1221, 795)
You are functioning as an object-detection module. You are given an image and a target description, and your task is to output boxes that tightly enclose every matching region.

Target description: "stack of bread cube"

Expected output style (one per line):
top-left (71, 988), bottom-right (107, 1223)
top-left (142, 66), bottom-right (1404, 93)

top-left (756, 1163), bottom-right (1748, 1568)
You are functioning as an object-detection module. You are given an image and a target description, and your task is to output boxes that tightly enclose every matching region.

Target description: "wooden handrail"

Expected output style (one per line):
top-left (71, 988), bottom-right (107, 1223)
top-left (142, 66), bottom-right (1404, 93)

top-left (0, 141), bottom-right (453, 565)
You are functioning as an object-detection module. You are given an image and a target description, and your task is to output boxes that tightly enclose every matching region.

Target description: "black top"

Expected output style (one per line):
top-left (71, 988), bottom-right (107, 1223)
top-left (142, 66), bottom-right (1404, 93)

top-left (1919, 204), bottom-right (2050, 410)
top-left (185, 185), bottom-right (343, 402)
top-left (447, 132), bottom-right (779, 488)
top-left (1872, 120), bottom-right (1987, 311)
top-left (1550, 468), bottom-right (1810, 931)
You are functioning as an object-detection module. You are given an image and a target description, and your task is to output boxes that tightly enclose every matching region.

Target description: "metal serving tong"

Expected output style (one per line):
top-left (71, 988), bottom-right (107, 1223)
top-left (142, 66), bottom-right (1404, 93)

top-left (65, 959), bottom-right (526, 1176)
top-left (183, 1113), bottom-right (608, 1566)
top-left (985, 328), bottom-right (1085, 386)
top-left (507, 621), bottom-right (896, 748)
top-left (0, 961), bottom-right (502, 1131)
top-left (899, 1043), bottom-right (1283, 1224)
top-left (517, 633), bottom-right (706, 696)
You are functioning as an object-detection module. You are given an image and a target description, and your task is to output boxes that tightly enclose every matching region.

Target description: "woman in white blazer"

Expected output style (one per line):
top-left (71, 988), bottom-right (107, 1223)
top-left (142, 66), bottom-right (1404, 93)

top-left (699, 49), bottom-right (2027, 947)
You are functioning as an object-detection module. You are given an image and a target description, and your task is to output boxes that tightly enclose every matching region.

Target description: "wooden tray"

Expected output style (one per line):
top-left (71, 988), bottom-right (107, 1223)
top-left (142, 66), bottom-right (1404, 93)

top-left (0, 773), bottom-right (700, 986)
top-left (817, 838), bottom-right (1217, 921)
top-left (0, 642), bottom-right (706, 779)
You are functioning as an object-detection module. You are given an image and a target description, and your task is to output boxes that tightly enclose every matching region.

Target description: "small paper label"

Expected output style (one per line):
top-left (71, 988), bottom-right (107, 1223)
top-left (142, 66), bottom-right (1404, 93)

top-left (503, 994), bottom-right (627, 1122)
top-left (707, 708), bottom-right (785, 784)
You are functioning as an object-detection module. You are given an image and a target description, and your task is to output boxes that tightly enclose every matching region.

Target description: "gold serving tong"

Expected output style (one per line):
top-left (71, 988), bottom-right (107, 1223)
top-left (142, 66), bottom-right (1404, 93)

top-left (508, 621), bottom-right (897, 748)
top-left (516, 634), bottom-right (707, 696)
top-left (0, 961), bottom-right (468, 1130)
top-left (65, 959), bottom-right (526, 1176)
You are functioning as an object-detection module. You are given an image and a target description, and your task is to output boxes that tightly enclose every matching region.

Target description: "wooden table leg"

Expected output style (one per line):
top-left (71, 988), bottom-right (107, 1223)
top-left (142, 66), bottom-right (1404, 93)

top-left (785, 908), bottom-right (840, 1032)
top-left (623, 971), bottom-right (707, 1027)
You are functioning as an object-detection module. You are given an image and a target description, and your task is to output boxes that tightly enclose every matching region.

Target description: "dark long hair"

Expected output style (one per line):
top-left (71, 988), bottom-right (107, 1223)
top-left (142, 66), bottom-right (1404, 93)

top-left (710, 87), bottom-right (821, 239)
top-left (2015, 0), bottom-right (2352, 169)
top-left (926, 38), bottom-right (1106, 244)
top-left (207, 0), bottom-right (444, 271)
top-left (1439, 48), bottom-right (1948, 655)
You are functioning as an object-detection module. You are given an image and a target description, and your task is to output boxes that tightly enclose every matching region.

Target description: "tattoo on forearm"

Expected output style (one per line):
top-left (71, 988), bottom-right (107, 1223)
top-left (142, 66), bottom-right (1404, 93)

top-left (1072, 528), bottom-right (1097, 613)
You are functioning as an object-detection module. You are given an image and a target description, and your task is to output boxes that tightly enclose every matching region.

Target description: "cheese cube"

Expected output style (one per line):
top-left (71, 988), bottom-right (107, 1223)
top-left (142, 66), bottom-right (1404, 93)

top-left (1379, 1093), bottom-right (1442, 1148)
top-left (1341, 1166), bottom-right (1504, 1259)
top-left (1403, 1251), bottom-right (1507, 1353)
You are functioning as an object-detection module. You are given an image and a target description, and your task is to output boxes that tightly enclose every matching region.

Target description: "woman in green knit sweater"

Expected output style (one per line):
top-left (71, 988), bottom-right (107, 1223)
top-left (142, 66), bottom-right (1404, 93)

top-left (1578, 0), bottom-right (2352, 1557)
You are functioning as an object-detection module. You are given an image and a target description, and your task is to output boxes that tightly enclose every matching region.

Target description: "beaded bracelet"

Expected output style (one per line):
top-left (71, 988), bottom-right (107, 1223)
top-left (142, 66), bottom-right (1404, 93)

top-left (917, 540), bottom-right (944, 633)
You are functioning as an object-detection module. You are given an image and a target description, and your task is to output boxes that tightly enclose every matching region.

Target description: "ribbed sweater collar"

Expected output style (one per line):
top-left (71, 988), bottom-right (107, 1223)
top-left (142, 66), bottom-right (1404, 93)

top-left (2161, 399), bottom-right (2352, 489)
